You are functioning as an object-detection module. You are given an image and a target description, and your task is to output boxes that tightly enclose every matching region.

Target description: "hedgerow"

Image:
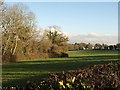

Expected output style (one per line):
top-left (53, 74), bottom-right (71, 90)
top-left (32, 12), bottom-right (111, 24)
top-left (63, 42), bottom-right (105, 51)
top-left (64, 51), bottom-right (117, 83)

top-left (24, 62), bottom-right (120, 90)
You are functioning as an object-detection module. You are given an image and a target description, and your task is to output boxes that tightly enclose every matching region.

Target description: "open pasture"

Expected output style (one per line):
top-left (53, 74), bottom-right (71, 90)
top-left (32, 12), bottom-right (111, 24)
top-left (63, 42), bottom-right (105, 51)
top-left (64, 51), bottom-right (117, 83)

top-left (2, 50), bottom-right (119, 87)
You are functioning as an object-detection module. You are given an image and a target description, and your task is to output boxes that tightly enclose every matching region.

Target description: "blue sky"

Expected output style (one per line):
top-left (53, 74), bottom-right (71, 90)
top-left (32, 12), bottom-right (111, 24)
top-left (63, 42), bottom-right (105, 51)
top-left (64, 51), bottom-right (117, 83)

top-left (4, 0), bottom-right (119, 2)
top-left (6, 2), bottom-right (118, 44)
top-left (26, 2), bottom-right (118, 36)
top-left (7, 2), bottom-right (118, 35)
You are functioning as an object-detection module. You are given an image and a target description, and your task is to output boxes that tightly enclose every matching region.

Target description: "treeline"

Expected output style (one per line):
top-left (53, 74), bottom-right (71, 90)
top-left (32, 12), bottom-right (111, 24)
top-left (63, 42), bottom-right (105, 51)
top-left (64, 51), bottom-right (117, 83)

top-left (68, 43), bottom-right (120, 51)
top-left (1, 3), bottom-right (120, 62)
top-left (1, 3), bottom-right (69, 62)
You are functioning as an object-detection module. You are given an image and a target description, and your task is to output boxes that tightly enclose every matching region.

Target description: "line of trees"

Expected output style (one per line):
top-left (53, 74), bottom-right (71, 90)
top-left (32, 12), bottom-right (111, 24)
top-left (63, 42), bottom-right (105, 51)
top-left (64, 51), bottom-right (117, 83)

top-left (1, 3), bottom-right (120, 62)
top-left (68, 42), bottom-right (120, 51)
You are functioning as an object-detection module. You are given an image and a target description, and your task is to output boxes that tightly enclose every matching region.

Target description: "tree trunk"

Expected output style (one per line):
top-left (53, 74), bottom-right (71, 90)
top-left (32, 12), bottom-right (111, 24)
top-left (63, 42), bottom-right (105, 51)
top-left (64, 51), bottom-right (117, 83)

top-left (12, 35), bottom-right (18, 55)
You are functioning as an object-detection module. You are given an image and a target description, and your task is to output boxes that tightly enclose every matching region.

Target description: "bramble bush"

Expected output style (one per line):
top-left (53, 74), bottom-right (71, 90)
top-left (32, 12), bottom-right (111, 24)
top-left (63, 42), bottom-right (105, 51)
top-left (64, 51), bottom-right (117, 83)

top-left (25, 62), bottom-right (120, 90)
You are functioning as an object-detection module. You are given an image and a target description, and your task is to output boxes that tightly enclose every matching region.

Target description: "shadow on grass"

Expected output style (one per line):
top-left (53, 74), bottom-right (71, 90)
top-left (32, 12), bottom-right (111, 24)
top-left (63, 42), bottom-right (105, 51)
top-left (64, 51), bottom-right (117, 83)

top-left (2, 73), bottom-right (49, 87)
top-left (3, 55), bottom-right (119, 72)
top-left (4, 54), bottom-right (119, 64)
top-left (2, 59), bottom-right (119, 87)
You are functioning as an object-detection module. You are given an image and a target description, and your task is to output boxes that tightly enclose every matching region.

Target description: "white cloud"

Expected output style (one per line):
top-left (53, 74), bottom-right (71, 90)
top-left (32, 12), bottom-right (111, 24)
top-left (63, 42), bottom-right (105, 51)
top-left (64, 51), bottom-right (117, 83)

top-left (68, 33), bottom-right (118, 45)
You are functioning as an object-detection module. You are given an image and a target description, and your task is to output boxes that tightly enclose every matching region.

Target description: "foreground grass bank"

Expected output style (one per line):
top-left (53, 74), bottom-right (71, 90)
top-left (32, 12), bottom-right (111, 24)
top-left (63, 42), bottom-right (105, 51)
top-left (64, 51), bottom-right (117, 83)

top-left (2, 50), bottom-right (119, 87)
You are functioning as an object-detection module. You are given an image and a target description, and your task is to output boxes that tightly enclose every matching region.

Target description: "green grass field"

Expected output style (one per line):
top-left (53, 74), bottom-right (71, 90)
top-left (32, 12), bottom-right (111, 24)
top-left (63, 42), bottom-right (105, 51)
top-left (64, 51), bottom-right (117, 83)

top-left (2, 50), bottom-right (119, 87)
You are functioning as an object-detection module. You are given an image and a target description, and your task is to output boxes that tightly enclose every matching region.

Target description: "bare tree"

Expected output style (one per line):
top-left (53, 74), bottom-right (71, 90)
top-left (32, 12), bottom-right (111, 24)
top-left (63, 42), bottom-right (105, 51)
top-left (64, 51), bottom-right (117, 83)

top-left (1, 3), bottom-right (36, 57)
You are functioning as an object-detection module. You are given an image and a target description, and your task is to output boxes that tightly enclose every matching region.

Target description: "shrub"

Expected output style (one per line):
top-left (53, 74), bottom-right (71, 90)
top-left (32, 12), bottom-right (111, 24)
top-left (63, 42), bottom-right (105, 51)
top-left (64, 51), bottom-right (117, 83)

top-left (60, 52), bottom-right (69, 58)
top-left (25, 62), bottom-right (120, 90)
top-left (2, 53), bottom-right (17, 62)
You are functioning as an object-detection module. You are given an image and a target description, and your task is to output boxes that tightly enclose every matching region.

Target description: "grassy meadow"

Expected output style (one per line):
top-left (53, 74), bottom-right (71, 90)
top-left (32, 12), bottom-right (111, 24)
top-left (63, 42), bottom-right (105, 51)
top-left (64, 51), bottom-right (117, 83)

top-left (2, 50), bottom-right (119, 87)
